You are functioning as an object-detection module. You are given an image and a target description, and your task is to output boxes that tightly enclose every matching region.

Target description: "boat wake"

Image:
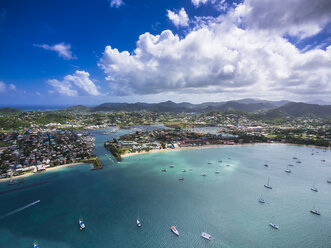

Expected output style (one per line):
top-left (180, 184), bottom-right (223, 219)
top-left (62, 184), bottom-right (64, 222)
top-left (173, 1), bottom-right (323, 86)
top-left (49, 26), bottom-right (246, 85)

top-left (0, 200), bottom-right (40, 220)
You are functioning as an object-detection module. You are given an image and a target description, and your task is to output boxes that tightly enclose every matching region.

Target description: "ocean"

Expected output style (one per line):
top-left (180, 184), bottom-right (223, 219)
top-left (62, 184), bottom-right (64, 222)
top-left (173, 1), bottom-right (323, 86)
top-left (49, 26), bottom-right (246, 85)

top-left (0, 129), bottom-right (330, 247)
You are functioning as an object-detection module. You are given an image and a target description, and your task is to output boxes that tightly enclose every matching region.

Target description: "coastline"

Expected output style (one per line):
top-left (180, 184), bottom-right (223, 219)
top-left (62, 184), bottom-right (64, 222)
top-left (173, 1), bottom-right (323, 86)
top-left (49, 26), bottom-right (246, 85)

top-left (0, 162), bottom-right (83, 183)
top-left (121, 142), bottom-right (329, 159)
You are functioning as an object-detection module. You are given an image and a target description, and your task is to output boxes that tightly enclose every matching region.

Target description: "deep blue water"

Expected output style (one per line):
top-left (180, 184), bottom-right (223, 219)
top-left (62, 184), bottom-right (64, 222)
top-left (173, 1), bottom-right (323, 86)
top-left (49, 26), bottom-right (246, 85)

top-left (0, 130), bottom-right (330, 247)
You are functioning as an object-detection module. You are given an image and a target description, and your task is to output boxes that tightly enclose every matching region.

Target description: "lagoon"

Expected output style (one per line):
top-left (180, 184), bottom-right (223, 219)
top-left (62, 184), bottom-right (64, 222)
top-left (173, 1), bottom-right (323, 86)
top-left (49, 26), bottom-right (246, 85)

top-left (0, 131), bottom-right (330, 247)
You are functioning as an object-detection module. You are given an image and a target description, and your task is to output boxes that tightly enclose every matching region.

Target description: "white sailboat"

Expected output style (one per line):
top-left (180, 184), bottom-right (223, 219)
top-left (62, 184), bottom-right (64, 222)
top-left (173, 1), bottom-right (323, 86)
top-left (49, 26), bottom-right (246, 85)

top-left (258, 193), bottom-right (265, 203)
top-left (285, 165), bottom-right (291, 173)
top-left (136, 217), bottom-right (142, 227)
top-left (269, 222), bottom-right (279, 230)
top-left (171, 226), bottom-right (179, 236)
top-left (264, 177), bottom-right (272, 189)
top-left (311, 183), bottom-right (318, 192)
top-left (201, 232), bottom-right (212, 240)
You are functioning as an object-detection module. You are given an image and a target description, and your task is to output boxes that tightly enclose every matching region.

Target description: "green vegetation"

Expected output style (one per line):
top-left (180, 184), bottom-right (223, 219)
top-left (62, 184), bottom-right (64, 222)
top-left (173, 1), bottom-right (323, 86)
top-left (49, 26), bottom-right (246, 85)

top-left (104, 143), bottom-right (126, 161)
top-left (83, 156), bottom-right (103, 170)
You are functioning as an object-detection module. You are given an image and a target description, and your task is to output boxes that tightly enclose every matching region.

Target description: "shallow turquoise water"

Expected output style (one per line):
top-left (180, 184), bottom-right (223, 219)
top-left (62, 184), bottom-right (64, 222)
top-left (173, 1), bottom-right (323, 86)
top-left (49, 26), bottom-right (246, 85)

top-left (0, 132), bottom-right (330, 247)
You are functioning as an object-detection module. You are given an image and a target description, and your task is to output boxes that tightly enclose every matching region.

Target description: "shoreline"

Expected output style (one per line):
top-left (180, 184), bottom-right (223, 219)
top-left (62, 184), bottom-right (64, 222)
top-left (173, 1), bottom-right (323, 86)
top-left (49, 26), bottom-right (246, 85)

top-left (121, 142), bottom-right (329, 158)
top-left (0, 162), bottom-right (83, 183)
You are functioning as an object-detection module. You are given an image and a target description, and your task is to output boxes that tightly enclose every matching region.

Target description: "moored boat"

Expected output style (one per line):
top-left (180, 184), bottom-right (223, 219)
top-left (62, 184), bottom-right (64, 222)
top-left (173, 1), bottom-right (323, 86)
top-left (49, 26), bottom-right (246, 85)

top-left (161, 169), bottom-right (167, 172)
top-left (79, 219), bottom-right (85, 230)
top-left (33, 242), bottom-right (39, 248)
top-left (201, 232), bottom-right (212, 240)
top-left (310, 209), bottom-right (321, 215)
top-left (137, 218), bottom-right (142, 227)
top-left (171, 226), bottom-right (179, 236)
top-left (179, 177), bottom-right (184, 180)
top-left (311, 183), bottom-right (318, 192)
top-left (264, 177), bottom-right (272, 189)
top-left (269, 223), bottom-right (279, 230)
top-left (258, 193), bottom-right (265, 203)
top-left (285, 166), bottom-right (291, 173)
top-left (201, 173), bottom-right (206, 176)
top-left (215, 171), bottom-right (220, 174)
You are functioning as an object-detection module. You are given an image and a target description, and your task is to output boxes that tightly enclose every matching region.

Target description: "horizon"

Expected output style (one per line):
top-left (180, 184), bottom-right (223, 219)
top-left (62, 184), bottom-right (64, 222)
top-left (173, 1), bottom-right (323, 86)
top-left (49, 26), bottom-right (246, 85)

top-left (0, 0), bottom-right (330, 105)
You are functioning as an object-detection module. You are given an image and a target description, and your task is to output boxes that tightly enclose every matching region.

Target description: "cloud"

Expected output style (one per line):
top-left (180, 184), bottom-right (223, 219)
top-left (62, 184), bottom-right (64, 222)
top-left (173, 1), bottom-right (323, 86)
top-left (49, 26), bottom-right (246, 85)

top-left (109, 0), bottom-right (124, 8)
top-left (235, 0), bottom-right (331, 38)
top-left (167, 8), bottom-right (189, 27)
top-left (34, 42), bottom-right (76, 60)
top-left (192, 0), bottom-right (209, 7)
top-left (98, 10), bottom-right (331, 102)
top-left (48, 70), bottom-right (101, 96)
top-left (0, 81), bottom-right (17, 93)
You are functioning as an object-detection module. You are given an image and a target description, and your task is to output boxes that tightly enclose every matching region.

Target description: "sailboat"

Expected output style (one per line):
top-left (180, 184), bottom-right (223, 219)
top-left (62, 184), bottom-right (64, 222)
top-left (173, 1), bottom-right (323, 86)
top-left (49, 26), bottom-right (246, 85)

top-left (285, 166), bottom-right (291, 173)
top-left (264, 177), bottom-right (272, 189)
top-left (136, 217), bottom-right (142, 227)
top-left (178, 176), bottom-right (184, 180)
top-left (310, 183), bottom-right (318, 192)
top-left (269, 222), bottom-right (279, 230)
top-left (171, 226), bottom-right (179, 236)
top-left (258, 193), bottom-right (265, 203)
top-left (310, 208), bottom-right (321, 215)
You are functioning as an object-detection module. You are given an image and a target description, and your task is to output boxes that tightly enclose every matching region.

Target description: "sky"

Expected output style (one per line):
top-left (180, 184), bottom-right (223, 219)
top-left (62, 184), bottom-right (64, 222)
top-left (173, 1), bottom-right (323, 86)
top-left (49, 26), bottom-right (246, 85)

top-left (0, 0), bottom-right (330, 106)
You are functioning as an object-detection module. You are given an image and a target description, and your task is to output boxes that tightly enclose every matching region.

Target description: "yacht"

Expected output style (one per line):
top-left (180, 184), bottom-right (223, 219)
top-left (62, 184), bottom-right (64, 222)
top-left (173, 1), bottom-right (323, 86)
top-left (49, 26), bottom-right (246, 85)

top-left (171, 226), bottom-right (179, 236)
top-left (201, 173), bottom-right (207, 176)
top-left (161, 169), bottom-right (167, 172)
top-left (311, 183), bottom-right (318, 192)
top-left (182, 169), bottom-right (186, 172)
top-left (79, 219), bottom-right (85, 230)
top-left (321, 159), bottom-right (326, 162)
top-left (285, 166), bottom-right (291, 173)
top-left (296, 160), bottom-right (301, 164)
top-left (226, 164), bottom-right (231, 167)
top-left (33, 242), bottom-right (39, 248)
top-left (264, 177), bottom-right (272, 189)
top-left (310, 209), bottom-right (321, 215)
top-left (169, 165), bottom-right (174, 168)
top-left (137, 218), bottom-right (142, 227)
top-left (264, 164), bottom-right (268, 167)
top-left (293, 157), bottom-right (297, 159)
top-left (269, 223), bottom-right (279, 230)
top-left (179, 177), bottom-right (184, 180)
top-left (201, 232), bottom-right (212, 240)
top-left (215, 171), bottom-right (220, 174)
top-left (258, 194), bottom-right (265, 203)
top-left (288, 164), bottom-right (294, 167)
top-left (327, 179), bottom-right (331, 183)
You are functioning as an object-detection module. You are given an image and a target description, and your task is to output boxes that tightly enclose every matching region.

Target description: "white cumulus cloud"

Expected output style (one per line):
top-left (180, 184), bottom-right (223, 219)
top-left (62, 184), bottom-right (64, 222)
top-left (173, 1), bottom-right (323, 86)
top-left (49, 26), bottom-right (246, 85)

top-left (98, 0), bottom-right (331, 102)
top-left (109, 0), bottom-right (124, 8)
top-left (34, 42), bottom-right (76, 60)
top-left (48, 70), bottom-right (101, 97)
top-left (167, 8), bottom-right (189, 27)
top-left (192, 0), bottom-right (209, 7)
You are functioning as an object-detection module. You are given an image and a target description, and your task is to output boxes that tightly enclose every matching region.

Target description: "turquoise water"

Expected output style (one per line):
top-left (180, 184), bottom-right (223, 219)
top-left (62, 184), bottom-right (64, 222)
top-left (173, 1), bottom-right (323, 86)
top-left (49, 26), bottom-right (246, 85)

top-left (0, 131), bottom-right (330, 247)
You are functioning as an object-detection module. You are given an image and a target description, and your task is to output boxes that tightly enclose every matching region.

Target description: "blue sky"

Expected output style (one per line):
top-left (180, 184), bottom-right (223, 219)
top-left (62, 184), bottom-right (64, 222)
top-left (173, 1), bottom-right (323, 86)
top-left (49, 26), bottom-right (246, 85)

top-left (0, 0), bottom-right (330, 106)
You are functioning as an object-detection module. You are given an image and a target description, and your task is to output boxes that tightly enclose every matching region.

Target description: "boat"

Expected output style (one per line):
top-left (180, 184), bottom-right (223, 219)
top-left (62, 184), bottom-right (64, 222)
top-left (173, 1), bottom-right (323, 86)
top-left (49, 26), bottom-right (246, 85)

top-left (201, 232), bottom-right (212, 240)
top-left (161, 169), bottom-right (167, 172)
top-left (189, 168), bottom-right (193, 171)
top-left (264, 164), bottom-right (268, 167)
top-left (179, 177), bottom-right (184, 180)
top-left (288, 164), bottom-right (294, 167)
top-left (264, 177), bottom-right (272, 189)
top-left (296, 160), bottom-right (301, 164)
top-left (285, 166), bottom-right (291, 173)
top-left (208, 162), bottom-right (212, 165)
top-left (215, 171), bottom-right (220, 174)
top-left (269, 223), bottom-right (279, 230)
top-left (226, 164), bottom-right (231, 167)
top-left (182, 169), bottom-right (186, 172)
top-left (79, 219), bottom-right (85, 230)
top-left (169, 165), bottom-right (174, 168)
top-left (311, 183), bottom-right (318, 192)
top-left (33, 242), bottom-right (39, 248)
top-left (218, 160), bottom-right (222, 163)
top-left (293, 157), bottom-right (297, 159)
top-left (310, 209), bottom-right (321, 215)
top-left (137, 218), bottom-right (142, 227)
top-left (321, 160), bottom-right (326, 162)
top-left (258, 194), bottom-right (265, 203)
top-left (201, 173), bottom-right (206, 176)
top-left (327, 179), bottom-right (331, 183)
top-left (171, 226), bottom-right (179, 236)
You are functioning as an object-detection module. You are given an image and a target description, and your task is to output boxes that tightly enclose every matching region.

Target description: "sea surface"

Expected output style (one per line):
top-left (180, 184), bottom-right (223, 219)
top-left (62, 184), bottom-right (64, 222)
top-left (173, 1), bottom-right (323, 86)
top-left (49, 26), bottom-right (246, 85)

top-left (0, 128), bottom-right (330, 247)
